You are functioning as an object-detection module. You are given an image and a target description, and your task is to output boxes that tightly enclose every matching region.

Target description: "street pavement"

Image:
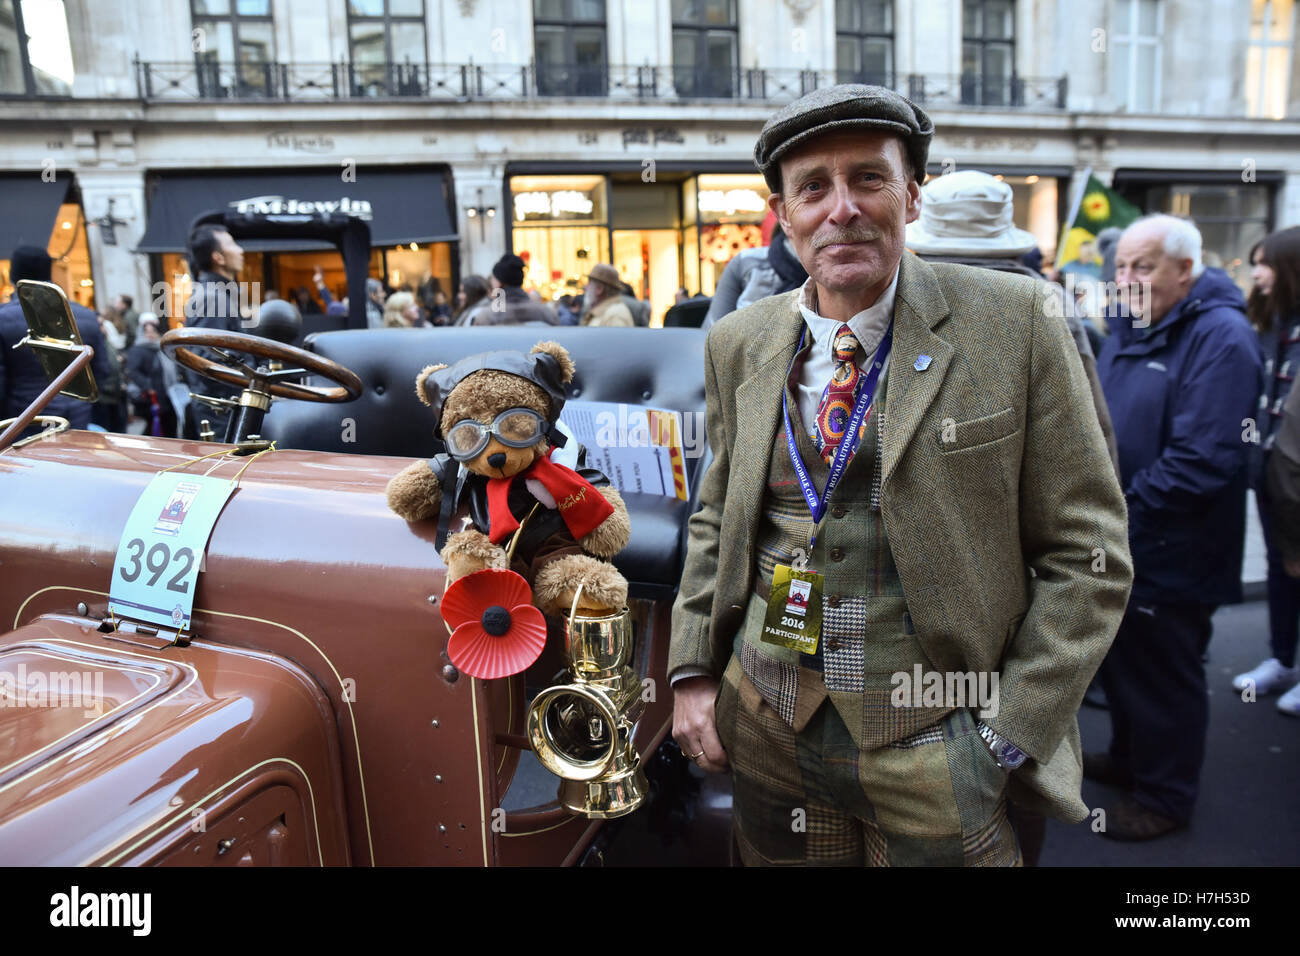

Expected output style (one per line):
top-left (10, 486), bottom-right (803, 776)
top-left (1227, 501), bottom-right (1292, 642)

top-left (1043, 597), bottom-right (1300, 866)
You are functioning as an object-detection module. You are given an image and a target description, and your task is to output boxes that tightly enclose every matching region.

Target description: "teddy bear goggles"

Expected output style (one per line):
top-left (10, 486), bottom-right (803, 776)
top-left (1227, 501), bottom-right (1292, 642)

top-left (445, 407), bottom-right (548, 461)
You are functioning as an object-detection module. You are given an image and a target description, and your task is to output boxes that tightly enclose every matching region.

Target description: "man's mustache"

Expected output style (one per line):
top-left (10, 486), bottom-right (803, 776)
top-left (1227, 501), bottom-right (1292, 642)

top-left (813, 227), bottom-right (882, 248)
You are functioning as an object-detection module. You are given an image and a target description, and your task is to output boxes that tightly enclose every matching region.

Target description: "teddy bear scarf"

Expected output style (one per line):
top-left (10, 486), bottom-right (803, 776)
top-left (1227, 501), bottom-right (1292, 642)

top-left (485, 452), bottom-right (614, 545)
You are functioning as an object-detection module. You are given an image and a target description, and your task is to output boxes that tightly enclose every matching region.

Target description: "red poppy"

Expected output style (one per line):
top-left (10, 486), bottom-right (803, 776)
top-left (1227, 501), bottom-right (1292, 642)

top-left (441, 568), bottom-right (547, 679)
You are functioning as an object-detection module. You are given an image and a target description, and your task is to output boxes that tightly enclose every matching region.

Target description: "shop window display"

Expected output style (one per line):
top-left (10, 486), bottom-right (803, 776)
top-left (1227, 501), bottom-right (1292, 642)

top-left (691, 173), bottom-right (769, 296)
top-left (1, 202), bottom-right (92, 308)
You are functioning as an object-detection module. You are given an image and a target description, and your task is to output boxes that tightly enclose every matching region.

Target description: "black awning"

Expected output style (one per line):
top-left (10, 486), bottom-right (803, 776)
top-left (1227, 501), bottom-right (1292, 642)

top-left (0, 174), bottom-right (72, 258)
top-left (136, 165), bottom-right (458, 253)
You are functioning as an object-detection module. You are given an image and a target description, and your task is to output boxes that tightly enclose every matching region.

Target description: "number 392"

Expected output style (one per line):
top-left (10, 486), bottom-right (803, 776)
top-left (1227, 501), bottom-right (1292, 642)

top-left (118, 538), bottom-right (195, 593)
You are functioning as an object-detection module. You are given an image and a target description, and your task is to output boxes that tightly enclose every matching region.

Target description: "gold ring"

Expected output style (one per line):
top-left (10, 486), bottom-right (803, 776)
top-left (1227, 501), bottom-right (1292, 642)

top-left (688, 750), bottom-right (705, 760)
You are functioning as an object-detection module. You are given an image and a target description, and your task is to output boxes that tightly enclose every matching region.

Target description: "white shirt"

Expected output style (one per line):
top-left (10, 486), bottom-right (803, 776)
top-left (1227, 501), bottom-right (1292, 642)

top-left (792, 267), bottom-right (899, 437)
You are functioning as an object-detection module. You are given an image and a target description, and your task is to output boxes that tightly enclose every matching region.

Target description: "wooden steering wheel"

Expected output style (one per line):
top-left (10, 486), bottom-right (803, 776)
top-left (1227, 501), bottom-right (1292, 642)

top-left (161, 327), bottom-right (363, 403)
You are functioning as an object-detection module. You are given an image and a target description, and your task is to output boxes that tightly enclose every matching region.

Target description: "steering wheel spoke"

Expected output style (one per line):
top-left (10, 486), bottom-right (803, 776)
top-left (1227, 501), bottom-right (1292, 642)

top-left (188, 392), bottom-right (240, 410)
top-left (262, 366), bottom-right (310, 383)
top-left (204, 348), bottom-right (260, 377)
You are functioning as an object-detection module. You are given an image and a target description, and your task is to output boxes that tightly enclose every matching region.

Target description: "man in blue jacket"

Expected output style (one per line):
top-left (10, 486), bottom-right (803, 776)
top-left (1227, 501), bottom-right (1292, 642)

top-left (0, 246), bottom-right (110, 434)
top-left (1093, 214), bottom-right (1263, 840)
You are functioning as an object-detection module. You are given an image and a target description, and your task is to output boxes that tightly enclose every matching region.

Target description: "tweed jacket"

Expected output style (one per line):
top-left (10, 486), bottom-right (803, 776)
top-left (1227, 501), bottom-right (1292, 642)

top-left (669, 252), bottom-right (1133, 821)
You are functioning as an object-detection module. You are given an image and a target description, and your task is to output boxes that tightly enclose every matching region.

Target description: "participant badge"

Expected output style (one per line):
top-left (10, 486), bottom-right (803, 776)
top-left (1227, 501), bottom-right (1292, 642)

top-left (761, 564), bottom-right (823, 655)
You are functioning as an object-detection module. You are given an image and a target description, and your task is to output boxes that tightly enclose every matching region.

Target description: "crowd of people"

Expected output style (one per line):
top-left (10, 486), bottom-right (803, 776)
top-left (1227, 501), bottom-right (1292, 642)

top-left (292, 251), bottom-right (656, 330)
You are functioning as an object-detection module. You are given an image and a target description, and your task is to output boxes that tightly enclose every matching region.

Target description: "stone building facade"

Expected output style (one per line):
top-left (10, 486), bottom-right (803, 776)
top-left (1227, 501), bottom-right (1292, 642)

top-left (1, 0), bottom-right (1297, 324)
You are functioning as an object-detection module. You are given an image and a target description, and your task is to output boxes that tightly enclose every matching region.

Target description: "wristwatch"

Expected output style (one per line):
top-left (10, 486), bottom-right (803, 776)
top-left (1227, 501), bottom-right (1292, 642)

top-left (977, 722), bottom-right (1027, 770)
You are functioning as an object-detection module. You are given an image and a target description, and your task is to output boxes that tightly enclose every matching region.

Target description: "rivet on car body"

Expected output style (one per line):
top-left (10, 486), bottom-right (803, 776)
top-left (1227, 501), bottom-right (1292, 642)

top-left (432, 719), bottom-right (440, 728)
top-left (428, 594), bottom-right (438, 605)
top-left (435, 774), bottom-right (443, 782)
top-left (438, 824), bottom-right (447, 833)
top-left (76, 602), bottom-right (88, 616)
top-left (442, 665), bottom-right (459, 683)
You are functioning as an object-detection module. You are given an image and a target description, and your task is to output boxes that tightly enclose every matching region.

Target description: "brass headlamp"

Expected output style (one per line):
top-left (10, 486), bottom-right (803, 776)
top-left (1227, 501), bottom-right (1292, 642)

top-left (526, 603), bottom-right (648, 819)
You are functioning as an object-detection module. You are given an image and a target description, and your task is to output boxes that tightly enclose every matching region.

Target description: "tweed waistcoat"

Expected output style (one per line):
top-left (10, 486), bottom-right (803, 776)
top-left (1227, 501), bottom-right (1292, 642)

top-left (740, 351), bottom-right (954, 750)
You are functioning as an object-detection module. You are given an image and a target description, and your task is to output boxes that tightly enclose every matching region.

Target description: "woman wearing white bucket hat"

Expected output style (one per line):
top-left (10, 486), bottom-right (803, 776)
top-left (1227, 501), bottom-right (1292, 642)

top-left (905, 170), bottom-right (1039, 259)
top-left (906, 169), bottom-right (1117, 474)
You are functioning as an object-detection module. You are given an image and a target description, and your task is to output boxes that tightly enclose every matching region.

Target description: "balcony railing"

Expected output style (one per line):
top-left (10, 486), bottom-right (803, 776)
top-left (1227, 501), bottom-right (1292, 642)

top-left (134, 57), bottom-right (1067, 109)
top-left (909, 72), bottom-right (1068, 110)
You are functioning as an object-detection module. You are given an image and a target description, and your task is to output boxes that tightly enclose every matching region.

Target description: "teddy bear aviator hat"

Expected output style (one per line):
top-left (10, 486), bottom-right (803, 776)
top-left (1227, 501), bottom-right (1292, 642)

top-left (423, 348), bottom-right (569, 439)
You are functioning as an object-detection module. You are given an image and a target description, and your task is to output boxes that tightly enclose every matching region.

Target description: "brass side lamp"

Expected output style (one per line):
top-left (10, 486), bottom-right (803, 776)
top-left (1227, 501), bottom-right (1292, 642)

top-left (526, 596), bottom-right (648, 819)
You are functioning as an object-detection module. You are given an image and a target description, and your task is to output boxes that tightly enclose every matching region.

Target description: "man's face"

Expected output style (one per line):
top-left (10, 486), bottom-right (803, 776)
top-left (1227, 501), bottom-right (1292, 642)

top-left (769, 130), bottom-right (921, 305)
top-left (212, 230), bottom-right (244, 277)
top-left (1115, 223), bottom-right (1195, 326)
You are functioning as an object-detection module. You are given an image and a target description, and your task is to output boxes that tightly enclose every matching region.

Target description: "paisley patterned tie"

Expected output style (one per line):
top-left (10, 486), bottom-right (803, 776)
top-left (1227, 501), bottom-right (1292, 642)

top-left (813, 324), bottom-right (868, 465)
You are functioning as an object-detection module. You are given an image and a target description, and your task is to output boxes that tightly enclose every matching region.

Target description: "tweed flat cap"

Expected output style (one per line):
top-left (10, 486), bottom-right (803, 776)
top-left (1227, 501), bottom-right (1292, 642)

top-left (755, 84), bottom-right (934, 192)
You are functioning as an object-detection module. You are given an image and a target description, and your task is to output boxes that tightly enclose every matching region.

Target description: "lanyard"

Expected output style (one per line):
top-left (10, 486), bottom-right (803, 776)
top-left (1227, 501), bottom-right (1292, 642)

top-left (782, 319), bottom-right (893, 551)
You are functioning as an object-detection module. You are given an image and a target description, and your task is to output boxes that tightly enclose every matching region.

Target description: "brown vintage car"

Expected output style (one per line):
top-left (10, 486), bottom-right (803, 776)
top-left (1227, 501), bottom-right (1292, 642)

top-left (0, 263), bottom-right (725, 865)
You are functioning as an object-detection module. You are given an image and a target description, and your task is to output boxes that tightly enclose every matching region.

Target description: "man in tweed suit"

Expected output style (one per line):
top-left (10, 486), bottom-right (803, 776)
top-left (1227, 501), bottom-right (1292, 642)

top-left (670, 85), bottom-right (1133, 866)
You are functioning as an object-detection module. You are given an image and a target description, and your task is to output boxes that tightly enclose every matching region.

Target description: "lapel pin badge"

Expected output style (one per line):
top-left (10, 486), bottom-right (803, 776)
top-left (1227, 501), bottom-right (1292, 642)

top-left (914, 354), bottom-right (932, 372)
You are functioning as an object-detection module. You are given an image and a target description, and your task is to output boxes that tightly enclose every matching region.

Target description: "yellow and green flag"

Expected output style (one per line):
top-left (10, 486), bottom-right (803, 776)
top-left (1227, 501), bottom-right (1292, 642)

top-left (1056, 172), bottom-right (1143, 268)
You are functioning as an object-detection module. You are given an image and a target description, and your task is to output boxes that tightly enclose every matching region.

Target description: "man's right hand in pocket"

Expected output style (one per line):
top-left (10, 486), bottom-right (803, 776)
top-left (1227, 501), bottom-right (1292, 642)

top-left (672, 676), bottom-right (729, 773)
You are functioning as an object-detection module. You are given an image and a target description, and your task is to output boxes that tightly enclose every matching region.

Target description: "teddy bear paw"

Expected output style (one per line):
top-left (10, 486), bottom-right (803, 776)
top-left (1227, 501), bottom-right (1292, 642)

top-left (442, 530), bottom-right (508, 585)
top-left (534, 554), bottom-right (628, 617)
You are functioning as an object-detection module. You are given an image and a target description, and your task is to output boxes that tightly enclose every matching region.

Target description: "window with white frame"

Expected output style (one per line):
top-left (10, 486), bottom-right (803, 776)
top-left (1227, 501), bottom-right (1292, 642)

top-left (1246, 0), bottom-right (1293, 118)
top-left (837, 0), bottom-right (894, 87)
top-left (1111, 0), bottom-right (1161, 112)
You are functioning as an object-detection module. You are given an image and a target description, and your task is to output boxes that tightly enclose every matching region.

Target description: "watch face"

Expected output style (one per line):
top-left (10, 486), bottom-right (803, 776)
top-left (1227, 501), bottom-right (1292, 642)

top-left (1001, 745), bottom-right (1026, 767)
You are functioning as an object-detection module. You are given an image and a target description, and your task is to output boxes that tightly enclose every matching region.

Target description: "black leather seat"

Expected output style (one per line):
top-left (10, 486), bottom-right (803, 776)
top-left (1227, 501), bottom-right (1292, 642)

top-left (262, 327), bottom-right (710, 595)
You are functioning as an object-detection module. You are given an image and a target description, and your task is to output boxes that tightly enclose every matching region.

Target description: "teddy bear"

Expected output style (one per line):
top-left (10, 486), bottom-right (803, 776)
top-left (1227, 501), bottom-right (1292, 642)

top-left (385, 341), bottom-right (630, 617)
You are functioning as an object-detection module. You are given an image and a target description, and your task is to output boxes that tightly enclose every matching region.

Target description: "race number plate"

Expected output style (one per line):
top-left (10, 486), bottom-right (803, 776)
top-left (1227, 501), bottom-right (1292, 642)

top-left (761, 564), bottom-right (823, 655)
top-left (108, 473), bottom-right (237, 630)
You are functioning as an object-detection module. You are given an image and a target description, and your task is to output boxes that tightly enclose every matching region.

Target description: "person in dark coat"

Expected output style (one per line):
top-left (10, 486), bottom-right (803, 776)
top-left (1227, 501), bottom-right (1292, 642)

top-left (458, 255), bottom-right (558, 326)
top-left (0, 246), bottom-right (110, 435)
top-left (124, 314), bottom-right (180, 438)
top-left (1237, 226), bottom-right (1300, 714)
top-left (701, 228), bottom-right (808, 330)
top-left (181, 224), bottom-right (247, 439)
top-left (1091, 214), bottom-right (1264, 839)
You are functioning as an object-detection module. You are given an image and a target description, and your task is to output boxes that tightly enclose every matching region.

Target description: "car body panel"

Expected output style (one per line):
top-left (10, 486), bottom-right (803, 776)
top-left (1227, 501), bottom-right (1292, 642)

top-left (0, 430), bottom-right (675, 865)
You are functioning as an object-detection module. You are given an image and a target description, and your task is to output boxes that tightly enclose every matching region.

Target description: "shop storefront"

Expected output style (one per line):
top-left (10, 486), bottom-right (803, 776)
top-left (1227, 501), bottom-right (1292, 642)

top-left (689, 173), bottom-right (771, 298)
top-left (506, 167), bottom-right (770, 326)
top-left (136, 165), bottom-right (458, 326)
top-left (0, 173), bottom-right (94, 308)
top-left (1113, 169), bottom-right (1281, 292)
